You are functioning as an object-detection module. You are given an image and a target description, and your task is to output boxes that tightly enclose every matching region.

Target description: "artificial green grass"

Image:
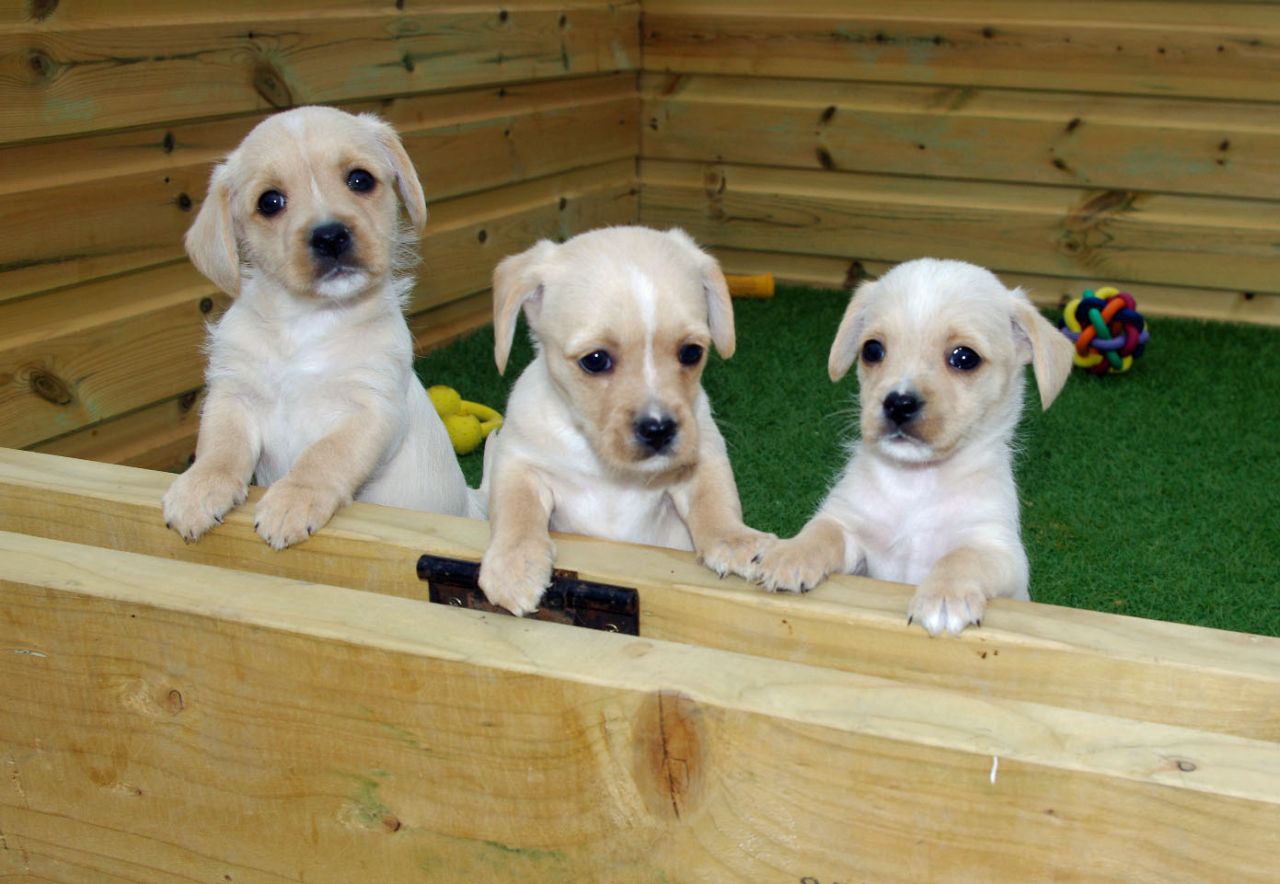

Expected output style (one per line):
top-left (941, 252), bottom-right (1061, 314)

top-left (417, 286), bottom-right (1280, 637)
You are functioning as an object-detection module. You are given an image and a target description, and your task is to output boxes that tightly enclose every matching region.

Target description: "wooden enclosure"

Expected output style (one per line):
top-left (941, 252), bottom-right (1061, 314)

top-left (3, 5), bottom-right (1280, 878)
top-left (3, 447), bottom-right (1280, 880)
top-left (3, 1), bottom-right (1279, 472)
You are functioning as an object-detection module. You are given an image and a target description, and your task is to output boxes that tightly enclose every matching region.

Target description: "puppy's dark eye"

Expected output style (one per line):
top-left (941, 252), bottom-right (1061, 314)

top-left (578, 350), bottom-right (613, 375)
top-left (677, 343), bottom-right (704, 366)
top-left (862, 339), bottom-right (885, 364)
top-left (948, 346), bottom-right (983, 371)
top-left (346, 169), bottom-right (376, 193)
top-left (257, 190), bottom-right (286, 217)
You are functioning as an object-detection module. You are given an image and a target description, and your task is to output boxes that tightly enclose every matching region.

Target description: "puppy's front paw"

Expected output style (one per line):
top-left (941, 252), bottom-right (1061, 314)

top-left (162, 469), bottom-right (248, 543)
top-left (478, 539), bottom-right (555, 616)
top-left (754, 537), bottom-right (834, 593)
top-left (908, 581), bottom-right (988, 636)
top-left (254, 480), bottom-right (343, 550)
top-left (697, 528), bottom-right (777, 582)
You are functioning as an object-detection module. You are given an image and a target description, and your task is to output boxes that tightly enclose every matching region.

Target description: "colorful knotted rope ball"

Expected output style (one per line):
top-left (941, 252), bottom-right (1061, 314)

top-left (1059, 287), bottom-right (1149, 375)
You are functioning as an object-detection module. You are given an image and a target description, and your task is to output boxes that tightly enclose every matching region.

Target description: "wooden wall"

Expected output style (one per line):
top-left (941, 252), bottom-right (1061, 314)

top-left (5, 1), bottom-right (1279, 472)
top-left (0, 1), bottom-right (640, 471)
top-left (640, 0), bottom-right (1280, 323)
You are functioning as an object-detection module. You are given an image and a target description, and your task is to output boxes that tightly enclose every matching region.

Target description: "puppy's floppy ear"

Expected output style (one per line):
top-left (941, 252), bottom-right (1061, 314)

top-left (492, 239), bottom-right (557, 374)
top-left (828, 279), bottom-right (876, 381)
top-left (665, 227), bottom-right (735, 358)
top-left (360, 113), bottom-right (428, 233)
top-left (1010, 290), bottom-right (1075, 410)
top-left (185, 162), bottom-right (241, 296)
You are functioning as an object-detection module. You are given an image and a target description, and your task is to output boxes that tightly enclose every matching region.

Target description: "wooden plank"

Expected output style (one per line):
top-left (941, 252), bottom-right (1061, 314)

top-left (642, 73), bottom-right (1280, 200)
top-left (706, 247), bottom-right (1280, 327)
top-left (642, 1), bottom-right (1280, 101)
top-left (1, 6), bottom-right (640, 143)
top-left (1, 0), bottom-right (636, 23)
top-left (0, 262), bottom-right (225, 451)
top-left (28, 390), bottom-right (204, 474)
top-left (1, 529), bottom-right (1278, 881)
top-left (0, 159), bottom-right (635, 451)
top-left (639, 158), bottom-right (1280, 297)
top-left (2, 448), bottom-right (1277, 744)
top-left (0, 73), bottom-right (638, 303)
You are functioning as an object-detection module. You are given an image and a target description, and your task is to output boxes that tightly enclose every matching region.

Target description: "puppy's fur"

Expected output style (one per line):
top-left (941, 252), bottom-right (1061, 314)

top-left (477, 226), bottom-right (773, 615)
top-left (755, 259), bottom-right (1074, 634)
top-left (163, 106), bottom-right (474, 549)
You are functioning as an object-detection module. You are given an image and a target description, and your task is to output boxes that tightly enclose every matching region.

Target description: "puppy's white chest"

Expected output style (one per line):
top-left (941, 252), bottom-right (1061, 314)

top-left (210, 304), bottom-right (400, 484)
top-left (549, 475), bottom-right (691, 551)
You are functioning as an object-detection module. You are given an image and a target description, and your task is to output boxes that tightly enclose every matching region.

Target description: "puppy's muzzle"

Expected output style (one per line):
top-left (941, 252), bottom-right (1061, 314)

top-left (310, 222), bottom-right (358, 275)
top-left (634, 415), bottom-right (678, 455)
top-left (883, 391), bottom-right (923, 428)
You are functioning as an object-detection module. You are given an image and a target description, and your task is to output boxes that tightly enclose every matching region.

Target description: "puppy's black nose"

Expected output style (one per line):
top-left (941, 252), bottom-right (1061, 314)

top-left (634, 416), bottom-right (678, 453)
top-left (310, 222), bottom-right (352, 259)
top-left (883, 391), bottom-right (922, 427)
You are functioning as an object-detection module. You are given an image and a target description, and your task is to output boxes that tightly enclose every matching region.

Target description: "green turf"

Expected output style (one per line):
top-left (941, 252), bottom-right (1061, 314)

top-left (417, 286), bottom-right (1280, 637)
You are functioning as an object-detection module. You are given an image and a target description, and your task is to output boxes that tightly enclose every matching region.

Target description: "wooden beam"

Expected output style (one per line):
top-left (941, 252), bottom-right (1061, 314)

top-left (1, 5), bottom-right (640, 143)
top-left (704, 247), bottom-right (1280, 327)
top-left (642, 1), bottom-right (1280, 101)
top-left (2, 447), bottom-right (1277, 743)
top-left (641, 73), bottom-right (1280, 201)
top-left (639, 159), bottom-right (1280, 297)
top-left (1, 528), bottom-right (1278, 881)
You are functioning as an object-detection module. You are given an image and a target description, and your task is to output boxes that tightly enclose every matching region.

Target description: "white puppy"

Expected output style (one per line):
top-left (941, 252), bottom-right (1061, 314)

top-left (477, 226), bottom-right (774, 616)
top-left (163, 106), bottom-right (475, 549)
top-left (754, 258), bottom-right (1074, 634)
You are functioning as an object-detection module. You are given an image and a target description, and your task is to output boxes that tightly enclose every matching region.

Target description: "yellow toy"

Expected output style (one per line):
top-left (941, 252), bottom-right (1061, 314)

top-left (427, 385), bottom-right (503, 455)
top-left (724, 272), bottom-right (775, 298)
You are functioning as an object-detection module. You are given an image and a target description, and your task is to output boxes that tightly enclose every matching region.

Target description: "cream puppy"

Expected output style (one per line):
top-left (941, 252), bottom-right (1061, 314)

top-left (163, 106), bottom-right (474, 549)
top-left (477, 226), bottom-right (773, 616)
top-left (755, 259), bottom-right (1074, 634)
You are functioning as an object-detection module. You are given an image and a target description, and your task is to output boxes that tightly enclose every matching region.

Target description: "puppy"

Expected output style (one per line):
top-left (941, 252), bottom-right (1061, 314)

top-left (163, 106), bottom-right (475, 549)
top-left (477, 226), bottom-right (774, 615)
top-left (754, 258), bottom-right (1074, 634)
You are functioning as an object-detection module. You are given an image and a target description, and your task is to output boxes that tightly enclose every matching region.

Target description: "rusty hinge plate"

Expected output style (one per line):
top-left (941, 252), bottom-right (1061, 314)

top-left (416, 554), bottom-right (639, 635)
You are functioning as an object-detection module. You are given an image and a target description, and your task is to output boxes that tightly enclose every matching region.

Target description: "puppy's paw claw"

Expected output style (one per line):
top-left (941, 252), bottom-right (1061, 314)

top-left (162, 469), bottom-right (247, 544)
top-left (478, 540), bottom-right (555, 617)
top-left (754, 538), bottom-right (834, 595)
top-left (697, 530), bottom-right (776, 583)
top-left (907, 584), bottom-right (988, 636)
top-left (254, 481), bottom-right (342, 550)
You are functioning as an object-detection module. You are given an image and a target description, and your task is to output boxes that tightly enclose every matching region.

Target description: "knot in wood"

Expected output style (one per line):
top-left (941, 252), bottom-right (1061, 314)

top-left (634, 690), bottom-right (706, 821)
top-left (28, 366), bottom-right (73, 406)
top-left (252, 60), bottom-right (294, 109)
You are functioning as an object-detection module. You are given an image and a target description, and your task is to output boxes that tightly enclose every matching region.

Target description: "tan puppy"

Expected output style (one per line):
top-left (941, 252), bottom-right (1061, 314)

top-left (755, 258), bottom-right (1074, 634)
top-left (477, 226), bottom-right (773, 615)
top-left (163, 106), bottom-right (475, 549)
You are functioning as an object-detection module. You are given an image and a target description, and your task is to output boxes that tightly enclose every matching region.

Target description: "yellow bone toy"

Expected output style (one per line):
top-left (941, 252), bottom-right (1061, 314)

top-left (427, 385), bottom-right (503, 455)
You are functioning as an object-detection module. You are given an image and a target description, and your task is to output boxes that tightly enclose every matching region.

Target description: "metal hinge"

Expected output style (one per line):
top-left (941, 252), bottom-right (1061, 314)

top-left (416, 554), bottom-right (640, 635)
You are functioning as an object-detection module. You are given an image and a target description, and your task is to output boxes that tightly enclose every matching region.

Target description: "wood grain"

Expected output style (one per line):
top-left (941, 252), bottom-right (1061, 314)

top-left (3, 448), bottom-right (1278, 744)
top-left (642, 0), bottom-right (1280, 101)
top-left (1, 5), bottom-right (640, 143)
top-left (642, 73), bottom-right (1280, 200)
top-left (1, 528), bottom-right (1278, 881)
top-left (639, 158), bottom-right (1280, 296)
